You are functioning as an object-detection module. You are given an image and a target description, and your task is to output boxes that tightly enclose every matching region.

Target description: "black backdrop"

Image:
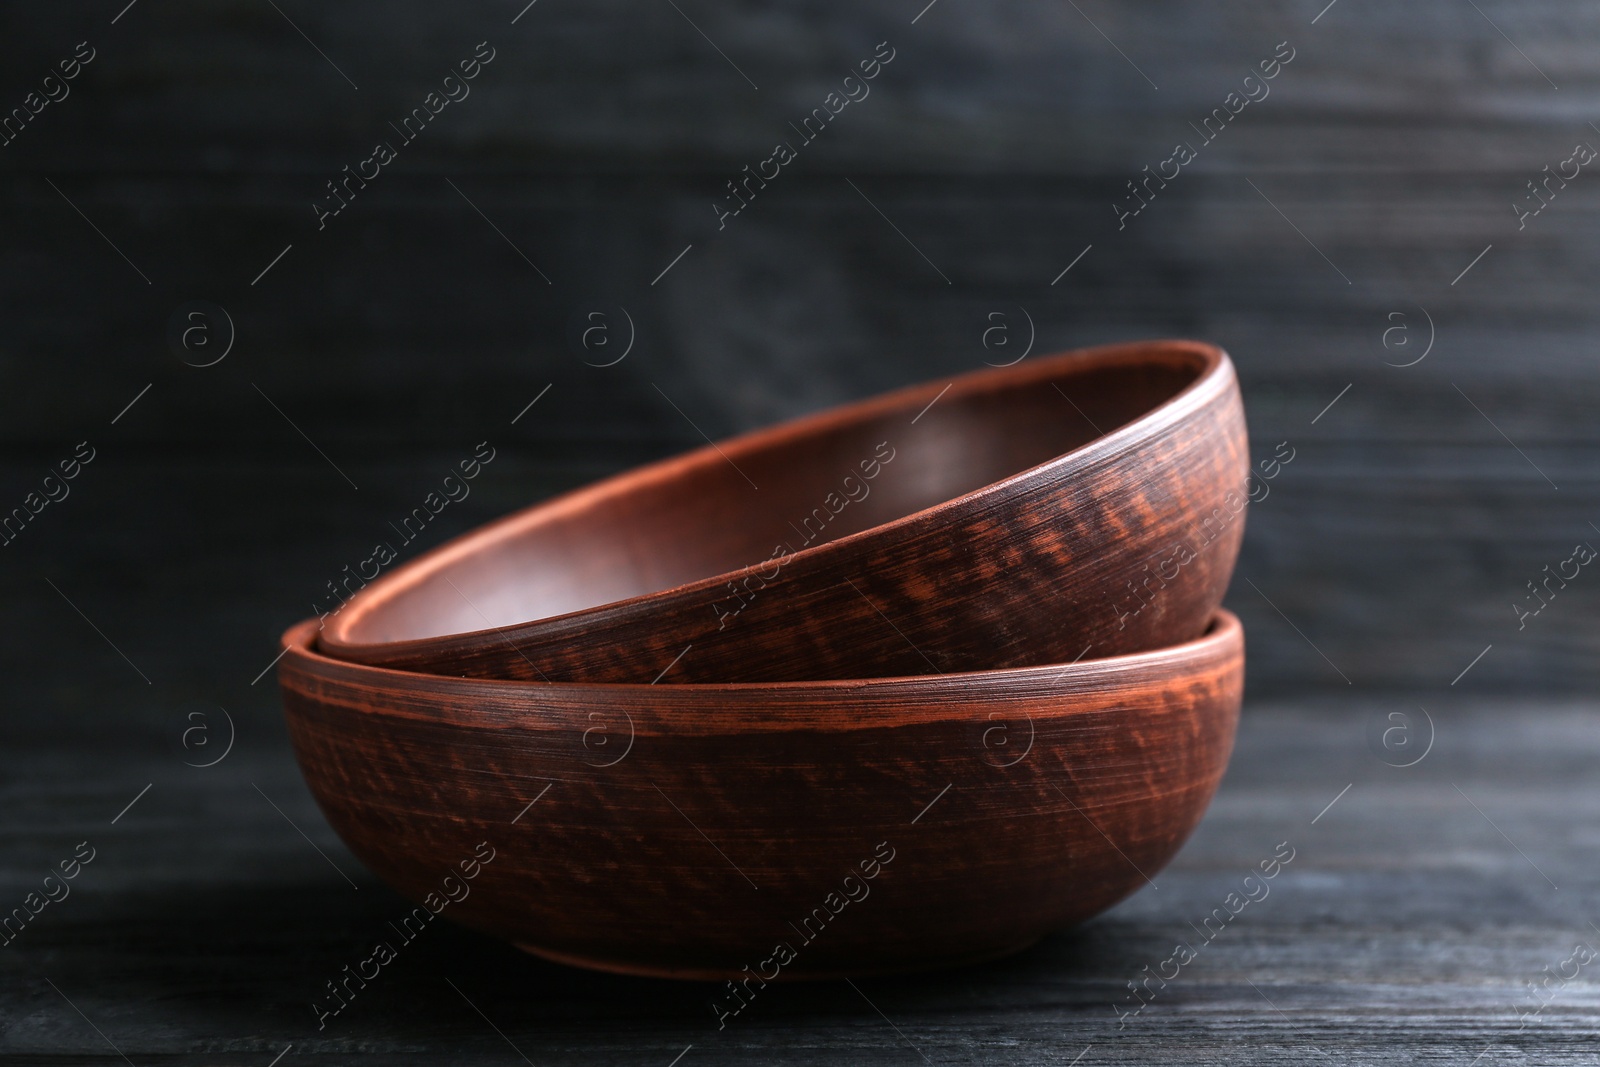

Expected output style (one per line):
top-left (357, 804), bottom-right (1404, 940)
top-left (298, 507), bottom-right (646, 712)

top-left (8, 2), bottom-right (1596, 736)
top-left (2, 3), bottom-right (1598, 1061)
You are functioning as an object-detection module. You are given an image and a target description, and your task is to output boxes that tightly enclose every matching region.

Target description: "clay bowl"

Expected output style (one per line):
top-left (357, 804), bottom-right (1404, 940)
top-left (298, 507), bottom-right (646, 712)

top-left (279, 609), bottom-right (1243, 981)
top-left (317, 340), bottom-right (1248, 683)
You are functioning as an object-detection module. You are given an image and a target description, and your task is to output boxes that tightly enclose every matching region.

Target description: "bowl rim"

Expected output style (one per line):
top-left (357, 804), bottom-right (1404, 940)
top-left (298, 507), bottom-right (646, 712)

top-left (286, 609), bottom-right (1241, 697)
top-left (318, 338), bottom-right (1235, 655)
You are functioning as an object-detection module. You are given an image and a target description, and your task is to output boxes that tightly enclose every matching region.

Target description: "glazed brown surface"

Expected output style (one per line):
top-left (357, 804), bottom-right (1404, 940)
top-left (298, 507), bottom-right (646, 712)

top-left (280, 611), bottom-right (1243, 980)
top-left (317, 340), bottom-right (1248, 683)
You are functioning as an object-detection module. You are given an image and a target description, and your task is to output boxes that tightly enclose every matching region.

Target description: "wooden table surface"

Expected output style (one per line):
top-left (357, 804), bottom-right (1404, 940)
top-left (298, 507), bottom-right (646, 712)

top-left (3, 696), bottom-right (1593, 1065)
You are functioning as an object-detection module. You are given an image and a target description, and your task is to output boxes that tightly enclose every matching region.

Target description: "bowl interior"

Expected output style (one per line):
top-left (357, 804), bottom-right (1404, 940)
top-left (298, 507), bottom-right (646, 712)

top-left (342, 349), bottom-right (1207, 645)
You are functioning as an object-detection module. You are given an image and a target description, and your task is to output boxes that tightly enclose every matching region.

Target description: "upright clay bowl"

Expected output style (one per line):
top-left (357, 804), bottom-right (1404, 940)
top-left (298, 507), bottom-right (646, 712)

top-left (317, 340), bottom-right (1248, 683)
top-left (280, 610), bottom-right (1243, 981)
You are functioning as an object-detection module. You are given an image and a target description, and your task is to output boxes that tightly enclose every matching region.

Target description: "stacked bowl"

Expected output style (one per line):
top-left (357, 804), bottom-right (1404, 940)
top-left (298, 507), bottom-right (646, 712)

top-left (279, 339), bottom-right (1248, 980)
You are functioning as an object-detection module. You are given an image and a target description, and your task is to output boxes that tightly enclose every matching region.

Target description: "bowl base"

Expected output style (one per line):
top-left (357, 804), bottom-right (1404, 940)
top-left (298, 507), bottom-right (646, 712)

top-left (513, 935), bottom-right (1045, 982)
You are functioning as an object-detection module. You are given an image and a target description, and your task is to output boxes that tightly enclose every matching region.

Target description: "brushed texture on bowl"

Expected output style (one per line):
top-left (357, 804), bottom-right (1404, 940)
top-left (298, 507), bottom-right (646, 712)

top-left (318, 339), bottom-right (1248, 683)
top-left (280, 611), bottom-right (1243, 981)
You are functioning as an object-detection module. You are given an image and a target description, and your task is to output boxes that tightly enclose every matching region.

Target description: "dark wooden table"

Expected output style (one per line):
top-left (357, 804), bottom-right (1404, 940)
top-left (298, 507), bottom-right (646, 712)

top-left (3, 695), bottom-right (1592, 1064)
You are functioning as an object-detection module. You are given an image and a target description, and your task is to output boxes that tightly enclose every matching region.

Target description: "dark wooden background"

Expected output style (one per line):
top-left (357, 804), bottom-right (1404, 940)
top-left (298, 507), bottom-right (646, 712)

top-left (2, 1), bottom-right (1597, 1062)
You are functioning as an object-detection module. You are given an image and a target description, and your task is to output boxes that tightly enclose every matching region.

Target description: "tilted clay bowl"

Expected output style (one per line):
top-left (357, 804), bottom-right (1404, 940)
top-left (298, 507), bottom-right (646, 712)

top-left (279, 610), bottom-right (1243, 981)
top-left (317, 340), bottom-right (1248, 683)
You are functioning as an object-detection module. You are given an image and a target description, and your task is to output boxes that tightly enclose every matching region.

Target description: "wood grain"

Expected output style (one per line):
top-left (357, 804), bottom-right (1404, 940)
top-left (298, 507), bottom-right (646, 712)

top-left (5, 697), bottom-right (1596, 1063)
